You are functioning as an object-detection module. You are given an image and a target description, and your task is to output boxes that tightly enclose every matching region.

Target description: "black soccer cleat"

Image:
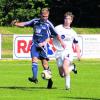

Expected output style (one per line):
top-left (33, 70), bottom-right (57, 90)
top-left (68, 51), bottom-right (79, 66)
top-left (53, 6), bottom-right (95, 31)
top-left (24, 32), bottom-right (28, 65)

top-left (28, 77), bottom-right (38, 84)
top-left (72, 63), bottom-right (77, 74)
top-left (47, 78), bottom-right (53, 89)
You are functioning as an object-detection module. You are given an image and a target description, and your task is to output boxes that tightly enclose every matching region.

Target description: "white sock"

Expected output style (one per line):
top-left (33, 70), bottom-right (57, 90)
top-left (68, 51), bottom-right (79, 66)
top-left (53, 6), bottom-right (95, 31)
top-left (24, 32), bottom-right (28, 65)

top-left (65, 75), bottom-right (70, 89)
top-left (69, 64), bottom-right (74, 72)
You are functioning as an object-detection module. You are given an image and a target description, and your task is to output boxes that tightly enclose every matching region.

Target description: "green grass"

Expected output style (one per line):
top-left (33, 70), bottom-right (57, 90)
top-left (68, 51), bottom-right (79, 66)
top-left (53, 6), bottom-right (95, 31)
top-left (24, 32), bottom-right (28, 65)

top-left (0, 26), bottom-right (32, 34)
top-left (0, 26), bottom-right (100, 34)
top-left (1, 34), bottom-right (13, 58)
top-left (73, 27), bottom-right (100, 34)
top-left (0, 60), bottom-right (100, 100)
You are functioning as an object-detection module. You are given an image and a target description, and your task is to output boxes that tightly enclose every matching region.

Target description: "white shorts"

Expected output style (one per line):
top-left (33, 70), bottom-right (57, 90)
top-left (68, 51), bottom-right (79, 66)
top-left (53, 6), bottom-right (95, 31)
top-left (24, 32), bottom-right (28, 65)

top-left (55, 50), bottom-right (74, 67)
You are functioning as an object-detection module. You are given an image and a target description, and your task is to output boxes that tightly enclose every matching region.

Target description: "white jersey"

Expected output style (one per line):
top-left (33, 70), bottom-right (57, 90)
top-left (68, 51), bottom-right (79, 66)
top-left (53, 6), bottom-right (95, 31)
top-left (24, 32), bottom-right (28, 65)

top-left (55, 24), bottom-right (78, 61)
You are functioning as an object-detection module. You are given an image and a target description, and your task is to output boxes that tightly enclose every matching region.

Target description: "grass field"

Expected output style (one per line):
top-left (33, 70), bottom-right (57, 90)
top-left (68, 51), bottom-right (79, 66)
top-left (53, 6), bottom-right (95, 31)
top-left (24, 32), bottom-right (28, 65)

top-left (0, 26), bottom-right (100, 34)
top-left (0, 59), bottom-right (100, 100)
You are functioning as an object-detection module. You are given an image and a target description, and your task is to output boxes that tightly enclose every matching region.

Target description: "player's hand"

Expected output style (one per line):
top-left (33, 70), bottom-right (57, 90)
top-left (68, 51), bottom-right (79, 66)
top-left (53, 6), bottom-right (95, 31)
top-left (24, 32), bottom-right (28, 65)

top-left (11, 19), bottom-right (19, 26)
top-left (61, 42), bottom-right (66, 49)
top-left (38, 41), bottom-right (46, 47)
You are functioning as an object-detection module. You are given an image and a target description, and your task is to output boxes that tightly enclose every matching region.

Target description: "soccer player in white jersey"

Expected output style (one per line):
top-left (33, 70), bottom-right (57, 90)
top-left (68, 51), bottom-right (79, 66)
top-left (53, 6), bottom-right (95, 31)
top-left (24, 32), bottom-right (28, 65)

top-left (55, 12), bottom-right (81, 90)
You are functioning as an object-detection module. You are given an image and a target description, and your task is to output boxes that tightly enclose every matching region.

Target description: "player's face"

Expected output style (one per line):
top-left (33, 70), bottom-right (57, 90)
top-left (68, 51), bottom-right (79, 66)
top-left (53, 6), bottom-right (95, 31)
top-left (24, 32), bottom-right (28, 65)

top-left (41, 13), bottom-right (49, 21)
top-left (64, 16), bottom-right (73, 26)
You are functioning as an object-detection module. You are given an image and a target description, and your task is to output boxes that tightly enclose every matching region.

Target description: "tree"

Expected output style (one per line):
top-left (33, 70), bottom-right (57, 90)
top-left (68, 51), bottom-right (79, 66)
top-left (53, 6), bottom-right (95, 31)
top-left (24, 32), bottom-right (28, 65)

top-left (47, 0), bottom-right (100, 27)
top-left (0, 0), bottom-right (100, 27)
top-left (0, 0), bottom-right (48, 26)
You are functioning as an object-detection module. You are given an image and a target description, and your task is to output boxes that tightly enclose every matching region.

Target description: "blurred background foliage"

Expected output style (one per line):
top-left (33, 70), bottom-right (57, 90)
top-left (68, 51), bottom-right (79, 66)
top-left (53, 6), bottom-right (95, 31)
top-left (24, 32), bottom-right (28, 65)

top-left (0, 0), bottom-right (100, 27)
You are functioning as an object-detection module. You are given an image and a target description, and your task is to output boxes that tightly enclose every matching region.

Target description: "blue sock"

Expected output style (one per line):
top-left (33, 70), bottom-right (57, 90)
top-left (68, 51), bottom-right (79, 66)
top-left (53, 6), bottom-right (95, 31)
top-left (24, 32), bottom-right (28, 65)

top-left (32, 62), bottom-right (38, 79)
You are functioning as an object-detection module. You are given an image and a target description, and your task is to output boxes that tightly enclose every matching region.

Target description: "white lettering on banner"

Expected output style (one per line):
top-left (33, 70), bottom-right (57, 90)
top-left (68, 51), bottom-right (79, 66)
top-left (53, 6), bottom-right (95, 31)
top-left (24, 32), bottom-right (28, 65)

top-left (81, 35), bottom-right (100, 58)
top-left (0, 34), bottom-right (1, 59)
top-left (13, 34), bottom-right (83, 59)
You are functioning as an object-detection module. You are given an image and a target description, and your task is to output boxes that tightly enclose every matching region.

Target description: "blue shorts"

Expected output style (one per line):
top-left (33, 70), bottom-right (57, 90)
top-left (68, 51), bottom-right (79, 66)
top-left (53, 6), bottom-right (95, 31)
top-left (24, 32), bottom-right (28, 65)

top-left (30, 44), bottom-right (49, 60)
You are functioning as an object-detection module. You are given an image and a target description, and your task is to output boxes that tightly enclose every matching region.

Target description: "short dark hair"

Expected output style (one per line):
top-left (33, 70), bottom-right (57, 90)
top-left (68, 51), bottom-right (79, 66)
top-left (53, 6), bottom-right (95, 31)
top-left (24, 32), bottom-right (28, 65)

top-left (64, 12), bottom-right (74, 20)
top-left (40, 8), bottom-right (49, 15)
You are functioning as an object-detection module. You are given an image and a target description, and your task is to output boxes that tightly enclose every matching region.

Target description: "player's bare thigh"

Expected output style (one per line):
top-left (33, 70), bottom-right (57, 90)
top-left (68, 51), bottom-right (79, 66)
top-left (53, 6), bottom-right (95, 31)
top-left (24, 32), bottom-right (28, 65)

top-left (41, 59), bottom-right (49, 69)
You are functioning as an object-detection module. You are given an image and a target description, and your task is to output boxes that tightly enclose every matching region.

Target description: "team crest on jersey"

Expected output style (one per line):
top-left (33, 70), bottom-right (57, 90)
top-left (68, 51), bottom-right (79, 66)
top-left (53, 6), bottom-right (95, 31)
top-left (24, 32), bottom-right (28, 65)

top-left (42, 26), bottom-right (47, 29)
top-left (61, 35), bottom-right (65, 39)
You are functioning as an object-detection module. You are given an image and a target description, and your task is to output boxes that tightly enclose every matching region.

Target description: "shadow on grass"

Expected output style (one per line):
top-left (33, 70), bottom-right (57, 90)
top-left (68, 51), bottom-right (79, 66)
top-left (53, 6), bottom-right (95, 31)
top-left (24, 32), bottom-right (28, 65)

top-left (0, 86), bottom-right (57, 91)
top-left (61, 96), bottom-right (100, 100)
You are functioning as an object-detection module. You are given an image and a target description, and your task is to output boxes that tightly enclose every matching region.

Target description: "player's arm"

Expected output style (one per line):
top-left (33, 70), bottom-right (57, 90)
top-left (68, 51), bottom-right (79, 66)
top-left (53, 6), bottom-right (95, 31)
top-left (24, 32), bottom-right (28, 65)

top-left (14, 22), bottom-right (25, 27)
top-left (56, 35), bottom-right (66, 49)
top-left (48, 21), bottom-right (66, 49)
top-left (74, 39), bottom-right (81, 60)
top-left (75, 44), bottom-right (80, 59)
top-left (12, 19), bottom-right (35, 27)
top-left (39, 38), bottom-right (50, 47)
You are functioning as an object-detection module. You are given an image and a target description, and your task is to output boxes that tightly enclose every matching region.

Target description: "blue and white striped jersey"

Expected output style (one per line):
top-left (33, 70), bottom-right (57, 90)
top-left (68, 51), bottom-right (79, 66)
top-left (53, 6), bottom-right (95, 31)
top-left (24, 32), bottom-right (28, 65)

top-left (23, 18), bottom-right (58, 44)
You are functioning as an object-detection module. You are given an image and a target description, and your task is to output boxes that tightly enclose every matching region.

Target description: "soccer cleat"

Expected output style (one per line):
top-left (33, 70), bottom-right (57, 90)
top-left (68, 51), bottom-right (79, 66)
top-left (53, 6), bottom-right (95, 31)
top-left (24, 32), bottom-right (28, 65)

top-left (72, 63), bottom-right (77, 74)
top-left (47, 78), bottom-right (53, 89)
top-left (28, 77), bottom-right (38, 84)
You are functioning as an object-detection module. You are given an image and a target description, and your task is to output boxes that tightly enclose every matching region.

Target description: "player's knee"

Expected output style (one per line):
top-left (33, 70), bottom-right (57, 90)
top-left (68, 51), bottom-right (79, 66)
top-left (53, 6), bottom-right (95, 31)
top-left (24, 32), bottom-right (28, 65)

top-left (56, 57), bottom-right (63, 67)
top-left (42, 60), bottom-right (48, 67)
top-left (32, 57), bottom-right (38, 62)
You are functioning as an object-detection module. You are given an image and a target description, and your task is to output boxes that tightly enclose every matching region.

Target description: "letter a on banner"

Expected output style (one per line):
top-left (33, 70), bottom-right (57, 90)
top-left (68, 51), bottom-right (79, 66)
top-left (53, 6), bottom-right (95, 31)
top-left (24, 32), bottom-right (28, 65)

top-left (13, 34), bottom-right (32, 59)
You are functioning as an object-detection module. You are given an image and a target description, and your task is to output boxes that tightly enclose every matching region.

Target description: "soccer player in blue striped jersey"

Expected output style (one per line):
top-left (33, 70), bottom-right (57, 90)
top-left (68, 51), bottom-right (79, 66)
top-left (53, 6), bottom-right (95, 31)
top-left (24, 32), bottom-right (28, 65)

top-left (14, 8), bottom-right (65, 89)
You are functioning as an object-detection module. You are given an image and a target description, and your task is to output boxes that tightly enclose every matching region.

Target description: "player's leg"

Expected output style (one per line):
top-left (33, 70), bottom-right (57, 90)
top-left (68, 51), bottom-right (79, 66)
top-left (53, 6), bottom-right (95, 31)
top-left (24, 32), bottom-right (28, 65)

top-left (56, 57), bottom-right (64, 77)
top-left (28, 44), bottom-right (39, 84)
top-left (69, 63), bottom-right (77, 74)
top-left (41, 59), bottom-right (50, 70)
top-left (58, 67), bottom-right (65, 77)
top-left (28, 57), bottom-right (38, 83)
top-left (63, 59), bottom-right (71, 90)
top-left (68, 55), bottom-right (77, 74)
top-left (47, 78), bottom-right (53, 89)
top-left (41, 59), bottom-right (53, 89)
top-left (56, 57), bottom-right (70, 89)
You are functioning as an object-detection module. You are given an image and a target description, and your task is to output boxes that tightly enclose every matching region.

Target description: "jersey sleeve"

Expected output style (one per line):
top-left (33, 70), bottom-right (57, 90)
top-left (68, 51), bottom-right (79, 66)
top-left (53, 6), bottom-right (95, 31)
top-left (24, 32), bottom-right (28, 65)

top-left (47, 20), bottom-right (58, 37)
top-left (23, 18), bottom-right (39, 26)
top-left (55, 25), bottom-right (61, 35)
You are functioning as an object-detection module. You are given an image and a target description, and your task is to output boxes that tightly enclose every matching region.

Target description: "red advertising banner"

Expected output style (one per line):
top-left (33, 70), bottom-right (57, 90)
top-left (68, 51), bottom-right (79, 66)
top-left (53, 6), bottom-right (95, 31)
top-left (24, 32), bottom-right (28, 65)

top-left (13, 35), bottom-right (57, 59)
